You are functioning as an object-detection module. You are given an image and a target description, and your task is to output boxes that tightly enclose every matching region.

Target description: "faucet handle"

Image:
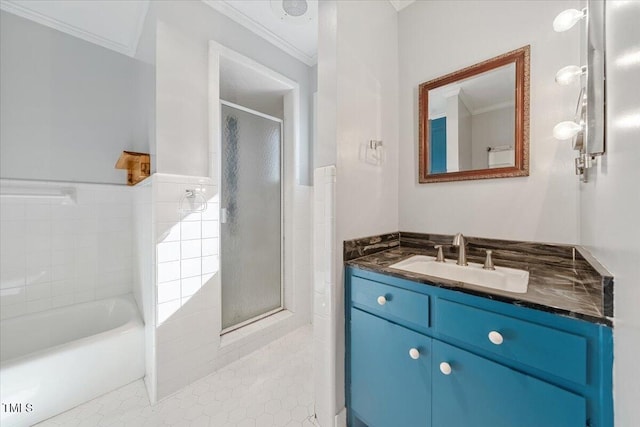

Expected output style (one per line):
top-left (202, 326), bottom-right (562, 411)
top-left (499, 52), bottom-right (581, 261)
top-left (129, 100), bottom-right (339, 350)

top-left (483, 249), bottom-right (496, 270)
top-left (434, 245), bottom-right (446, 262)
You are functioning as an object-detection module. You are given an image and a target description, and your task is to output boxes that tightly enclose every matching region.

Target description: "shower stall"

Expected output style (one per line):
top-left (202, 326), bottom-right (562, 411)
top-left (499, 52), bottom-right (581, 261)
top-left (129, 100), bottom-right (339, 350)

top-left (220, 102), bottom-right (284, 332)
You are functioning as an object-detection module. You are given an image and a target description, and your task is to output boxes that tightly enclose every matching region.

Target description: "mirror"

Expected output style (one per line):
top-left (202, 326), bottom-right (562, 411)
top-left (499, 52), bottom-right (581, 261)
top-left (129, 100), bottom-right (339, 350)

top-left (418, 46), bottom-right (530, 183)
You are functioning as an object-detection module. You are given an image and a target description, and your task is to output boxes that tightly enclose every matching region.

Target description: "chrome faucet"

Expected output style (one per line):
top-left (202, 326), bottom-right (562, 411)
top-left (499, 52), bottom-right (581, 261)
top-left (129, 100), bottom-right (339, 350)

top-left (452, 233), bottom-right (468, 266)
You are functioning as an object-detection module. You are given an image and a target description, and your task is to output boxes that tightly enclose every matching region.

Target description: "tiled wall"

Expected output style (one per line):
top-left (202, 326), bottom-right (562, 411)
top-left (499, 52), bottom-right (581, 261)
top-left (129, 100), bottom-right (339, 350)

top-left (152, 173), bottom-right (219, 400)
top-left (151, 173), bottom-right (313, 401)
top-left (153, 174), bottom-right (218, 324)
top-left (0, 179), bottom-right (133, 320)
top-left (313, 166), bottom-right (336, 427)
top-left (132, 179), bottom-right (156, 402)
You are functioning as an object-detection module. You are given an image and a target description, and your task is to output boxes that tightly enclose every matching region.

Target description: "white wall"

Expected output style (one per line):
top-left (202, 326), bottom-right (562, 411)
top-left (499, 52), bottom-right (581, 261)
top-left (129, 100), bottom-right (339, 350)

top-left (445, 95), bottom-right (460, 172)
top-left (149, 14), bottom-right (315, 397)
top-left (315, 0), bottom-right (338, 170)
top-left (471, 107), bottom-right (515, 169)
top-left (155, 21), bottom-right (210, 178)
top-left (458, 97), bottom-right (472, 171)
top-left (0, 11), bottom-right (153, 185)
top-left (0, 179), bottom-right (134, 319)
top-left (398, 0), bottom-right (581, 243)
top-left (315, 0), bottom-right (400, 424)
top-left (143, 0), bottom-right (314, 185)
top-left (579, 2), bottom-right (640, 425)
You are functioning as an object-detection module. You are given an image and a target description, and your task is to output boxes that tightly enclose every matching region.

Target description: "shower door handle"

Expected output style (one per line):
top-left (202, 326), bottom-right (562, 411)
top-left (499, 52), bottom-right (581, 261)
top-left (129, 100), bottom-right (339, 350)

top-left (221, 208), bottom-right (228, 224)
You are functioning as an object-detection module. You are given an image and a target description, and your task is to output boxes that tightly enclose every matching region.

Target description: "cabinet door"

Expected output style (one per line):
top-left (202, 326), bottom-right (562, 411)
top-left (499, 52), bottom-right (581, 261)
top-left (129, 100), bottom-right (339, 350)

top-left (432, 340), bottom-right (586, 427)
top-left (350, 308), bottom-right (431, 427)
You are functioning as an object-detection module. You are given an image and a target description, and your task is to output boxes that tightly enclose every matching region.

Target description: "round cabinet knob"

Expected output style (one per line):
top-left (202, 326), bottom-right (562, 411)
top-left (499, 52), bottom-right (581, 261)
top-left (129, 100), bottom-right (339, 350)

top-left (377, 296), bottom-right (387, 306)
top-left (488, 331), bottom-right (504, 345)
top-left (439, 362), bottom-right (452, 375)
top-left (409, 348), bottom-right (420, 360)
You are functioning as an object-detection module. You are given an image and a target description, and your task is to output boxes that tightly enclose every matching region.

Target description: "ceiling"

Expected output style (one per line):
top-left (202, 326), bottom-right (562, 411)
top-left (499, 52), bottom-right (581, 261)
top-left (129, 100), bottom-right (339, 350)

top-left (0, 0), bottom-right (149, 57)
top-left (0, 0), bottom-right (413, 66)
top-left (429, 64), bottom-right (517, 118)
top-left (220, 56), bottom-right (291, 119)
top-left (203, 0), bottom-right (318, 66)
top-left (205, 0), bottom-right (415, 67)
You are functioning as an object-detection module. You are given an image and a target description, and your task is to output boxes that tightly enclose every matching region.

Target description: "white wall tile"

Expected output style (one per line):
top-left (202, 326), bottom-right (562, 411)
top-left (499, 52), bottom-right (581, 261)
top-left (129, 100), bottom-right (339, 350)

top-left (181, 211), bottom-right (201, 222)
top-left (156, 202), bottom-right (180, 223)
top-left (158, 280), bottom-right (181, 304)
top-left (181, 240), bottom-right (202, 259)
top-left (0, 202), bottom-right (25, 220)
top-left (201, 221), bottom-right (217, 238)
top-left (26, 251), bottom-right (50, 269)
top-left (201, 238), bottom-right (218, 256)
top-left (25, 283), bottom-right (51, 301)
top-left (51, 279), bottom-right (75, 297)
top-left (158, 261), bottom-right (181, 284)
top-left (181, 276), bottom-right (201, 298)
top-left (157, 241), bottom-right (181, 263)
top-left (157, 299), bottom-right (181, 324)
top-left (26, 298), bottom-right (51, 313)
top-left (181, 221), bottom-right (201, 240)
top-left (25, 203), bottom-right (52, 221)
top-left (0, 180), bottom-right (135, 318)
top-left (0, 267), bottom-right (25, 289)
top-left (157, 222), bottom-right (181, 242)
top-left (0, 286), bottom-right (26, 306)
top-left (181, 258), bottom-right (201, 279)
top-left (201, 203), bottom-right (218, 221)
top-left (74, 290), bottom-right (95, 304)
top-left (201, 256), bottom-right (218, 275)
top-left (51, 294), bottom-right (74, 309)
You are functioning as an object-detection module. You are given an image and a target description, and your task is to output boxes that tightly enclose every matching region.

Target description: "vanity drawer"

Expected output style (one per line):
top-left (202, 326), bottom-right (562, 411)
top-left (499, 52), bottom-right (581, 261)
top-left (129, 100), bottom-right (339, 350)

top-left (351, 276), bottom-right (430, 331)
top-left (435, 299), bottom-right (587, 385)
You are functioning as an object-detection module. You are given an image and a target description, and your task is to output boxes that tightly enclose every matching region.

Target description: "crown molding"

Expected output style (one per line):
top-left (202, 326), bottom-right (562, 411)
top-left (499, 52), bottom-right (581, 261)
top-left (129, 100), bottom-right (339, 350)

top-left (472, 100), bottom-right (515, 116)
top-left (0, 0), bottom-right (149, 58)
top-left (202, 0), bottom-right (316, 66)
top-left (388, 0), bottom-right (416, 12)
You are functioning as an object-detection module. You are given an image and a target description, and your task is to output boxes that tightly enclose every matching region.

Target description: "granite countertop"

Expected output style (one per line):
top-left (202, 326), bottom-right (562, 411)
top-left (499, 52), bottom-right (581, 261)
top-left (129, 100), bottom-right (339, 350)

top-left (344, 232), bottom-right (613, 325)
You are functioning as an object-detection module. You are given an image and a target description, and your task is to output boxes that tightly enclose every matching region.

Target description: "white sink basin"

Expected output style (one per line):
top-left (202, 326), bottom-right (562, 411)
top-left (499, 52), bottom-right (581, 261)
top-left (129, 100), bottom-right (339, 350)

top-left (389, 255), bottom-right (529, 294)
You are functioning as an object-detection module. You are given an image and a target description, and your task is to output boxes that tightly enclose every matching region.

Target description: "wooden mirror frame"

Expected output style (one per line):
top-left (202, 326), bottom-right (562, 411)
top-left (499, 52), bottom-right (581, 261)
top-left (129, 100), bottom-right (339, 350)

top-left (418, 45), bottom-right (530, 183)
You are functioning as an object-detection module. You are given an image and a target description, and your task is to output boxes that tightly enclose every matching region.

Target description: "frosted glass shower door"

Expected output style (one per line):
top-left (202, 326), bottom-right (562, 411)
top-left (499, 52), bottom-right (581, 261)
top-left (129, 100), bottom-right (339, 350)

top-left (221, 102), bottom-right (283, 331)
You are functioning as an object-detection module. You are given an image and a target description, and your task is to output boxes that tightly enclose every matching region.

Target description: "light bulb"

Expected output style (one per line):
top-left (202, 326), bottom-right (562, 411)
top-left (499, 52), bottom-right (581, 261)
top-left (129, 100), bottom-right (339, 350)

top-left (553, 8), bottom-right (586, 32)
top-left (553, 121), bottom-right (583, 140)
top-left (555, 65), bottom-right (586, 85)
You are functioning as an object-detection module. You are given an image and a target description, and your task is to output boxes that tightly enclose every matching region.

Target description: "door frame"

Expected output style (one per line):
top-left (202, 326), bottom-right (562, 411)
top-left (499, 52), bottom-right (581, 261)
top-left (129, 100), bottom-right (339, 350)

top-left (219, 100), bottom-right (285, 333)
top-left (208, 40), bottom-right (301, 341)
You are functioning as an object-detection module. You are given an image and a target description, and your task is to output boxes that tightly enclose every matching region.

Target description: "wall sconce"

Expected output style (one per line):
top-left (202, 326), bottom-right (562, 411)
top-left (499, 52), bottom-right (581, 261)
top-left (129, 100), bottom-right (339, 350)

top-left (555, 65), bottom-right (587, 85)
top-left (552, 1), bottom-right (606, 183)
top-left (553, 8), bottom-right (587, 32)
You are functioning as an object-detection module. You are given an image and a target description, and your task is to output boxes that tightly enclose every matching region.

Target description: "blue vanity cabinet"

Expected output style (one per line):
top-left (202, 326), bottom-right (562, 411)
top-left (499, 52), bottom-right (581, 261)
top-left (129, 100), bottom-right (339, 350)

top-left (350, 308), bottom-right (431, 427)
top-left (432, 340), bottom-right (586, 427)
top-left (346, 267), bottom-right (613, 427)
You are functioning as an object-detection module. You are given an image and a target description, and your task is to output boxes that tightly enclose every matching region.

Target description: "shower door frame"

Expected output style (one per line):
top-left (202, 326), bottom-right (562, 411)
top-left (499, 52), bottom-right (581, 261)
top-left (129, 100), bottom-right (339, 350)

top-left (219, 100), bottom-right (285, 334)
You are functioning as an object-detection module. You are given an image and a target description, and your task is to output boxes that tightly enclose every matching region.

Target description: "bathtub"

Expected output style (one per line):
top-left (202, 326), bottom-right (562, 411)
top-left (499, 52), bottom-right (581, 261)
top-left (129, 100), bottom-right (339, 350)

top-left (0, 295), bottom-right (145, 427)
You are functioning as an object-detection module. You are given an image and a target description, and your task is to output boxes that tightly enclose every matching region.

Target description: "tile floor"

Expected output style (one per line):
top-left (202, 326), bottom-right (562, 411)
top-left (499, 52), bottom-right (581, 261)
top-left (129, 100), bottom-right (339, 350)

top-left (36, 325), bottom-right (318, 427)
